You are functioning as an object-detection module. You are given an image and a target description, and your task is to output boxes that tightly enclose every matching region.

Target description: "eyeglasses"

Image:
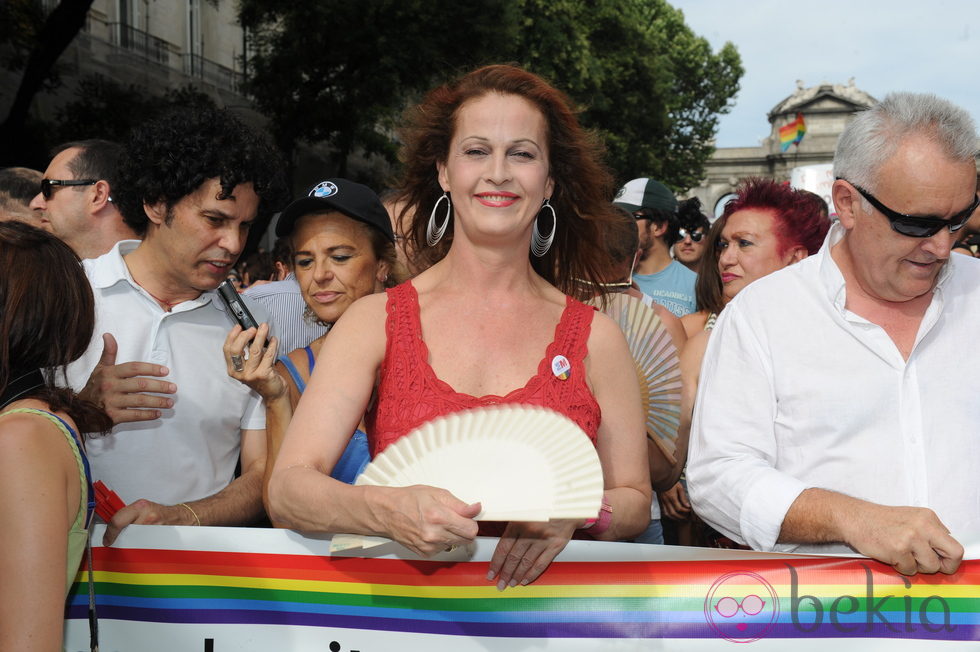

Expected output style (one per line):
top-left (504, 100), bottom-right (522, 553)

top-left (40, 178), bottom-right (97, 200)
top-left (849, 183), bottom-right (979, 238)
top-left (678, 228), bottom-right (705, 242)
top-left (632, 211), bottom-right (652, 222)
top-left (715, 595), bottom-right (766, 618)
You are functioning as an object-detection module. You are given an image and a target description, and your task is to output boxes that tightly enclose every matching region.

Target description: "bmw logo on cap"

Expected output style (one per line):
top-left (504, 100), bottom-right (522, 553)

top-left (310, 181), bottom-right (338, 198)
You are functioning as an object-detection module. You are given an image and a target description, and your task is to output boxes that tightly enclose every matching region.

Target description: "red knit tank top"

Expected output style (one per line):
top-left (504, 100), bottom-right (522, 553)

top-left (366, 281), bottom-right (601, 457)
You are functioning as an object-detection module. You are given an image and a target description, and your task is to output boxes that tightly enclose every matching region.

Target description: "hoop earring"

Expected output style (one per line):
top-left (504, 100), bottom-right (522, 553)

top-left (426, 192), bottom-right (452, 246)
top-left (531, 199), bottom-right (556, 257)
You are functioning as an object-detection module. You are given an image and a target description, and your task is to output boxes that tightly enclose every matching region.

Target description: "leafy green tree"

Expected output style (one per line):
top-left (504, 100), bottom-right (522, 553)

top-left (238, 0), bottom-right (741, 192)
top-left (506, 0), bottom-right (741, 191)
top-left (649, 1), bottom-right (743, 190)
top-left (51, 76), bottom-right (217, 144)
top-left (238, 0), bottom-right (519, 182)
top-left (0, 0), bottom-right (95, 167)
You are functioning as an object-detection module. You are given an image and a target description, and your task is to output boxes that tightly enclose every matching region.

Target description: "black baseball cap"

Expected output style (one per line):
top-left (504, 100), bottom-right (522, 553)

top-left (275, 178), bottom-right (395, 243)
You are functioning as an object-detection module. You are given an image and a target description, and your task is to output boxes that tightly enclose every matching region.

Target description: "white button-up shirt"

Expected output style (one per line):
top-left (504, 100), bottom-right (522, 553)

top-left (66, 241), bottom-right (266, 505)
top-left (688, 224), bottom-right (980, 553)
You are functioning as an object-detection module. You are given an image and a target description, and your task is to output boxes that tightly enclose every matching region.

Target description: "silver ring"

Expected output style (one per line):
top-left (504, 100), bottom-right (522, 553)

top-left (230, 354), bottom-right (244, 372)
top-left (445, 544), bottom-right (458, 553)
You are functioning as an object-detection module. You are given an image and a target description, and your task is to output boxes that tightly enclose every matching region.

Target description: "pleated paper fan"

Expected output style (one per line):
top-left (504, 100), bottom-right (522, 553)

top-left (356, 405), bottom-right (603, 522)
top-left (588, 293), bottom-right (682, 464)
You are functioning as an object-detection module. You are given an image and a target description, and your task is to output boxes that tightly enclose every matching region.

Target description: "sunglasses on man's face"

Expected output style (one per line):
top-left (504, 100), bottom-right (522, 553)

top-left (678, 228), bottom-right (705, 242)
top-left (851, 183), bottom-right (979, 238)
top-left (40, 178), bottom-right (97, 200)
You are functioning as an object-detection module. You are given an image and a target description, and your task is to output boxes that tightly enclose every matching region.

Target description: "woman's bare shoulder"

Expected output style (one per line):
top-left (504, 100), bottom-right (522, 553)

top-left (680, 330), bottom-right (712, 375)
top-left (0, 400), bottom-right (78, 463)
top-left (680, 310), bottom-right (708, 338)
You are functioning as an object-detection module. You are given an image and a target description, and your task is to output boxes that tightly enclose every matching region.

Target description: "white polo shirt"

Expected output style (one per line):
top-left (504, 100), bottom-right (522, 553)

top-left (688, 224), bottom-right (980, 553)
top-left (66, 240), bottom-right (266, 505)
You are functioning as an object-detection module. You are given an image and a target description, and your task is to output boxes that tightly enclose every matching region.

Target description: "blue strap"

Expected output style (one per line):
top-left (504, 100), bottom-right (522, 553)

top-left (277, 346), bottom-right (315, 394)
top-left (276, 347), bottom-right (368, 483)
top-left (330, 429), bottom-right (371, 484)
top-left (49, 413), bottom-right (95, 529)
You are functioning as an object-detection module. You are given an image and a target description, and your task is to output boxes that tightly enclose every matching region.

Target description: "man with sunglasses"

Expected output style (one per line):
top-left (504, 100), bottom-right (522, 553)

top-left (672, 197), bottom-right (711, 272)
top-left (688, 92), bottom-right (979, 576)
top-left (29, 139), bottom-right (138, 259)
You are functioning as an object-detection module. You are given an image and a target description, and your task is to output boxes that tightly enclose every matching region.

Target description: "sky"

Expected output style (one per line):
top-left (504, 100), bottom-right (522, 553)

top-left (670, 0), bottom-right (980, 148)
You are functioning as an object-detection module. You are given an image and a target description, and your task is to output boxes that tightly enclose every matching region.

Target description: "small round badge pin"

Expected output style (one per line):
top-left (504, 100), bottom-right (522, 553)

top-left (551, 355), bottom-right (571, 380)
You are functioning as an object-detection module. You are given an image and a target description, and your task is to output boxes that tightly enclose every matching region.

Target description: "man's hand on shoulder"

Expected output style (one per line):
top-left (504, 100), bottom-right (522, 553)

top-left (80, 333), bottom-right (177, 425)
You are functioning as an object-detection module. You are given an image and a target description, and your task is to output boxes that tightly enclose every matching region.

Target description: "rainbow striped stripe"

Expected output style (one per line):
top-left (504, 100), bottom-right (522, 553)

top-left (67, 547), bottom-right (980, 641)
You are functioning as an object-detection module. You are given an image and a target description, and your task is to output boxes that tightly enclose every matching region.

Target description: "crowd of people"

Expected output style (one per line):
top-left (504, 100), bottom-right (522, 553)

top-left (2, 63), bottom-right (980, 646)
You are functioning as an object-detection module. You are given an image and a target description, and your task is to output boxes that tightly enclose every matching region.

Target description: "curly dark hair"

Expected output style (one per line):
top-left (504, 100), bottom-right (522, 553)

top-left (394, 64), bottom-right (619, 300)
top-left (676, 197), bottom-right (711, 237)
top-left (115, 106), bottom-right (289, 236)
top-left (0, 221), bottom-right (111, 434)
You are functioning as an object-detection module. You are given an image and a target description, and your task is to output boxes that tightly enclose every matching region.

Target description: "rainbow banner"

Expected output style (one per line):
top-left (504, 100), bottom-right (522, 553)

top-left (779, 112), bottom-right (807, 152)
top-left (64, 526), bottom-right (980, 651)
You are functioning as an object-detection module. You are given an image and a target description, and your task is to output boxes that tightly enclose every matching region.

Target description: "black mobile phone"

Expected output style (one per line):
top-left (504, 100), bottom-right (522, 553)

top-left (217, 279), bottom-right (259, 330)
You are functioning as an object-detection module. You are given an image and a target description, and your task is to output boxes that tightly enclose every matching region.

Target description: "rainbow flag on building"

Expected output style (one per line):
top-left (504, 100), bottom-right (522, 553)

top-left (779, 112), bottom-right (807, 152)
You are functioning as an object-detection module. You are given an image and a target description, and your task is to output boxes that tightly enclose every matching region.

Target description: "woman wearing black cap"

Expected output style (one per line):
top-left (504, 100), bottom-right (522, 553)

top-left (222, 178), bottom-right (399, 510)
top-left (269, 65), bottom-right (654, 588)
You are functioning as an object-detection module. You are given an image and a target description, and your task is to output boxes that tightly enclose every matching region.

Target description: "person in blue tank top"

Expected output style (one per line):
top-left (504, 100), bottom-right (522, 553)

top-left (0, 222), bottom-right (112, 649)
top-left (223, 179), bottom-right (401, 520)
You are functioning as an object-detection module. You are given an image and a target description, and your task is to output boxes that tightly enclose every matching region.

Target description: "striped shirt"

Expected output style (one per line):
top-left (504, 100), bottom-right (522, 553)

top-left (243, 274), bottom-right (328, 354)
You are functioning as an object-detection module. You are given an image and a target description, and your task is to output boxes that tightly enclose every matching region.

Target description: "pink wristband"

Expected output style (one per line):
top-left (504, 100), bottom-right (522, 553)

top-left (580, 497), bottom-right (612, 535)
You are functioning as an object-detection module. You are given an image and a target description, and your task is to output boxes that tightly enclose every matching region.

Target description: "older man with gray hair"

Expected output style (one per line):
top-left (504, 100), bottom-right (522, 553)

top-left (688, 92), bottom-right (980, 575)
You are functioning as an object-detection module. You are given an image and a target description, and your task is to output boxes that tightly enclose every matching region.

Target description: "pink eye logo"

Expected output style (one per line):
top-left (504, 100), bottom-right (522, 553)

top-left (705, 572), bottom-right (779, 643)
top-left (715, 594), bottom-right (766, 618)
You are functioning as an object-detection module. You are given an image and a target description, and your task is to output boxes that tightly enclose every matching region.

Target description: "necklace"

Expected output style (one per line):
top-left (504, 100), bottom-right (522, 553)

top-left (134, 281), bottom-right (185, 312)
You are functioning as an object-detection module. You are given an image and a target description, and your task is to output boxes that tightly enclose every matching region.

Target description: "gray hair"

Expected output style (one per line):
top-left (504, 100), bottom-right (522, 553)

top-left (833, 92), bottom-right (977, 191)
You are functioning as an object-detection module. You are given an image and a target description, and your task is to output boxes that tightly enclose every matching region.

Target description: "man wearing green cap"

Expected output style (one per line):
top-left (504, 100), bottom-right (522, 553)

top-left (613, 177), bottom-right (696, 317)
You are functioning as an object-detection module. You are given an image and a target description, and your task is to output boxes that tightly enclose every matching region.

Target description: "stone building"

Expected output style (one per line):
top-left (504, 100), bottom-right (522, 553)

top-left (687, 79), bottom-right (877, 217)
top-left (4, 0), bottom-right (250, 125)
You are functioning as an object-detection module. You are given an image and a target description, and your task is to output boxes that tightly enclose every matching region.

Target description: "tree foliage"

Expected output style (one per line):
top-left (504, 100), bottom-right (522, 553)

top-left (504, 0), bottom-right (742, 190)
top-left (0, 0), bottom-right (95, 166)
top-left (52, 76), bottom-right (217, 144)
top-left (238, 0), bottom-right (520, 182)
top-left (238, 0), bottom-right (743, 191)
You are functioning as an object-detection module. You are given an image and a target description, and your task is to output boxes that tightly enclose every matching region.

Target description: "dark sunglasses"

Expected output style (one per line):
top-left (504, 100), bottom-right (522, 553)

top-left (678, 228), bottom-right (704, 242)
top-left (40, 178), bottom-right (97, 200)
top-left (850, 183), bottom-right (979, 238)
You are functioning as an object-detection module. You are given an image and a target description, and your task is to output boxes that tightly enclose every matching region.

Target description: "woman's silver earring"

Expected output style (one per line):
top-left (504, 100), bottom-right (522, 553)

top-left (426, 192), bottom-right (452, 246)
top-left (303, 304), bottom-right (327, 327)
top-left (531, 199), bottom-right (556, 257)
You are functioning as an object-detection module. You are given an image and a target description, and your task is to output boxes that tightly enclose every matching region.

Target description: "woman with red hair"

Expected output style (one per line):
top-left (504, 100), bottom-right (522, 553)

top-left (269, 65), bottom-right (656, 586)
top-left (662, 179), bottom-right (830, 540)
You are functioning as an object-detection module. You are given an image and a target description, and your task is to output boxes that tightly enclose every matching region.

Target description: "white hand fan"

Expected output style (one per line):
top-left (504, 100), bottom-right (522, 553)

top-left (589, 293), bottom-right (682, 464)
top-left (329, 405), bottom-right (604, 553)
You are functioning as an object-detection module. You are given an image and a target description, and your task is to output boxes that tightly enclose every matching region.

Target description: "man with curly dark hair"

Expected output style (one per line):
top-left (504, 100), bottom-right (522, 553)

top-left (64, 106), bottom-right (289, 542)
top-left (672, 197), bottom-right (711, 272)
